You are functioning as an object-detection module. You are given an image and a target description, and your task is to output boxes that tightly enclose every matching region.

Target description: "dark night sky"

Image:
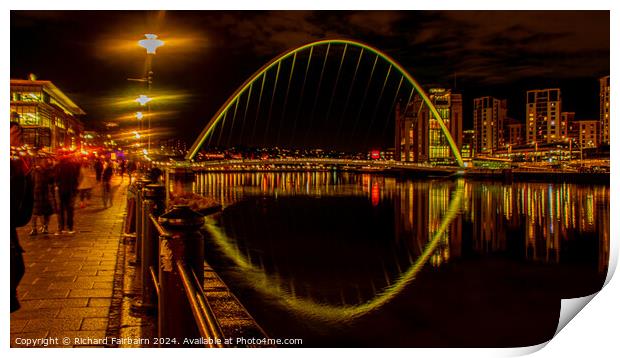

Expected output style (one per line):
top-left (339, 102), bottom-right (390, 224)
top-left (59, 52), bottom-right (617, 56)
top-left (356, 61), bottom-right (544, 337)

top-left (10, 10), bottom-right (609, 150)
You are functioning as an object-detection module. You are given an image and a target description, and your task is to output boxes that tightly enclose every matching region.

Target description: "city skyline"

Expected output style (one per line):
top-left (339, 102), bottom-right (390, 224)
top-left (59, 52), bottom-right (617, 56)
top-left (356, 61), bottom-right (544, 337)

top-left (11, 10), bottom-right (609, 148)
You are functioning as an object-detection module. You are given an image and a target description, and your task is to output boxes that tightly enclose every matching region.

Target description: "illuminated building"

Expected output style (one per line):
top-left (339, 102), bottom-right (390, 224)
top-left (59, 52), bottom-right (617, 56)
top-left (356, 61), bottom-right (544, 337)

top-left (504, 118), bottom-right (524, 147)
top-left (10, 75), bottom-right (85, 150)
top-left (473, 96), bottom-right (506, 154)
top-left (599, 75), bottom-right (610, 145)
top-left (461, 129), bottom-right (475, 159)
top-left (395, 88), bottom-right (462, 163)
top-left (526, 88), bottom-right (562, 145)
top-left (562, 112), bottom-right (577, 141)
top-left (576, 120), bottom-right (599, 149)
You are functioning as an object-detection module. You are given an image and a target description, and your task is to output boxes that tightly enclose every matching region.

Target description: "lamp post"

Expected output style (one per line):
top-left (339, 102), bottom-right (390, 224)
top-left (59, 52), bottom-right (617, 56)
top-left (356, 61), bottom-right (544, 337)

top-left (138, 34), bottom-right (164, 154)
top-left (135, 95), bottom-right (151, 153)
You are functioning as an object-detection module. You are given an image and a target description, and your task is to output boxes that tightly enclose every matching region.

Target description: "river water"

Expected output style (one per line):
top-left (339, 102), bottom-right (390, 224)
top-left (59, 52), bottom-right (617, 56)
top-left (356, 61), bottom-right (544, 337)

top-left (174, 171), bottom-right (609, 347)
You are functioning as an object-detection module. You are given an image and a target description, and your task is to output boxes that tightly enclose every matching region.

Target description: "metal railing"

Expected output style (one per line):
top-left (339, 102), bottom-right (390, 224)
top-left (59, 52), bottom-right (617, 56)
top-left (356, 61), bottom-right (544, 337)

top-left (177, 261), bottom-right (224, 347)
top-left (126, 177), bottom-right (227, 347)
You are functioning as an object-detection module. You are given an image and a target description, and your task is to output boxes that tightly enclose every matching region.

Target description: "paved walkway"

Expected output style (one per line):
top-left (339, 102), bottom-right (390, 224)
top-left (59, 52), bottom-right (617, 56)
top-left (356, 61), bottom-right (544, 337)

top-left (10, 175), bottom-right (128, 348)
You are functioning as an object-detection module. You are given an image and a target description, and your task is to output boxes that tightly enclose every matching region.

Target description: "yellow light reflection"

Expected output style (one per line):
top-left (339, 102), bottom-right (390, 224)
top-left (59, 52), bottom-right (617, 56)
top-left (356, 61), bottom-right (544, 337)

top-left (201, 180), bottom-right (465, 323)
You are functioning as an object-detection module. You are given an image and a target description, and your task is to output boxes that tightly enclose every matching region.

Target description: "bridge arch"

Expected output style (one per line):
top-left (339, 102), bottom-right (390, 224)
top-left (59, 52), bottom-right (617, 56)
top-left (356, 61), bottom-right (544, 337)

top-left (187, 39), bottom-right (465, 167)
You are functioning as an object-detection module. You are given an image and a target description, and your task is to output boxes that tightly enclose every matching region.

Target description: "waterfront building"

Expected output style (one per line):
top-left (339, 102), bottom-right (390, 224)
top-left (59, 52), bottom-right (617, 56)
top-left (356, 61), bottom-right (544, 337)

top-left (10, 75), bottom-right (85, 151)
top-left (395, 88), bottom-right (462, 163)
top-left (525, 88), bottom-right (562, 145)
top-left (461, 129), bottom-right (475, 159)
top-left (599, 75), bottom-right (610, 145)
top-left (473, 96), bottom-right (506, 154)
top-left (561, 112), bottom-right (577, 142)
top-left (504, 118), bottom-right (524, 148)
top-left (576, 120), bottom-right (599, 149)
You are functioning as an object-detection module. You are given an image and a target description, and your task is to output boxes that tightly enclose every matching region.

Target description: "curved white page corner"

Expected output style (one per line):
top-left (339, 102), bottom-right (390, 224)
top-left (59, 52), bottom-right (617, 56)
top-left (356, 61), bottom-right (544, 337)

top-left (554, 293), bottom-right (598, 336)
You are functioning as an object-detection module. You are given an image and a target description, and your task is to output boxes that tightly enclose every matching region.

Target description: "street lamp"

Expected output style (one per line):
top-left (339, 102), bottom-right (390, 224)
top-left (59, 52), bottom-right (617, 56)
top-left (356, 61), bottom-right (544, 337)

top-left (136, 111), bottom-right (144, 120)
top-left (137, 34), bottom-right (164, 154)
top-left (138, 34), bottom-right (164, 54)
top-left (136, 95), bottom-right (151, 106)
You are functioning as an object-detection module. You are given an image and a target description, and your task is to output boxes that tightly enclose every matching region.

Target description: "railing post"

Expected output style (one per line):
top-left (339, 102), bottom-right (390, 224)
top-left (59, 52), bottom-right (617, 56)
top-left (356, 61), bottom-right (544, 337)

top-left (140, 184), bottom-right (166, 310)
top-left (158, 205), bottom-right (205, 346)
top-left (134, 178), bottom-right (152, 265)
top-left (124, 183), bottom-right (137, 235)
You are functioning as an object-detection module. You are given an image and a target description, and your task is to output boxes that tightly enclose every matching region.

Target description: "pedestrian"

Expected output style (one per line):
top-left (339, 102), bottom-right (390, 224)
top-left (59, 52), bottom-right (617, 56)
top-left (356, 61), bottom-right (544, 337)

top-left (127, 160), bottom-right (137, 184)
top-left (77, 160), bottom-right (95, 208)
top-left (119, 159), bottom-right (126, 183)
top-left (30, 157), bottom-right (56, 235)
top-left (94, 158), bottom-right (103, 182)
top-left (102, 161), bottom-right (114, 208)
top-left (55, 154), bottom-right (80, 234)
top-left (10, 122), bottom-right (34, 312)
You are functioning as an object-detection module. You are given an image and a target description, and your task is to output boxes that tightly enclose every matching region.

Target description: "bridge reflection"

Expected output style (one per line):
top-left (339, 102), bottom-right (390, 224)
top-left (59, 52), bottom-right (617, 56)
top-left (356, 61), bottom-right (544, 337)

top-left (176, 172), bottom-right (609, 324)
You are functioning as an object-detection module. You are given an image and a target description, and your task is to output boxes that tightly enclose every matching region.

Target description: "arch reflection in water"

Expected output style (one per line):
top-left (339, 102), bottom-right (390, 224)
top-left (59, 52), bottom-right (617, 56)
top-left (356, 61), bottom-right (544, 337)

top-left (202, 178), bottom-right (465, 322)
top-left (176, 172), bottom-right (609, 327)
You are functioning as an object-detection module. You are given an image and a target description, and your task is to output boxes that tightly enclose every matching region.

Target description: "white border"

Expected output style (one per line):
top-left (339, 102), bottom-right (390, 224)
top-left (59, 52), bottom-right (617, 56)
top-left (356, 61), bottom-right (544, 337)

top-left (3, 2), bottom-right (617, 358)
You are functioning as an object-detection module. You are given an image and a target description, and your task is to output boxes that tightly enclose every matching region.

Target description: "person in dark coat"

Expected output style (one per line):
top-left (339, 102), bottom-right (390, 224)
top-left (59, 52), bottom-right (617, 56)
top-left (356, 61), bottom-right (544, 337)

top-left (30, 157), bottom-right (56, 235)
top-left (10, 123), bottom-right (34, 312)
top-left (55, 155), bottom-right (80, 234)
top-left (127, 160), bottom-right (137, 184)
top-left (102, 161), bottom-right (114, 208)
top-left (94, 159), bottom-right (103, 182)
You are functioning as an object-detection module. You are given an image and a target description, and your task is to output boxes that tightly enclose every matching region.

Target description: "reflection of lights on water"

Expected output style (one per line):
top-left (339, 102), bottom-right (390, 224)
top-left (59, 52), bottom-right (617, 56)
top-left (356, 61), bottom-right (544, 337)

top-left (202, 180), bottom-right (465, 323)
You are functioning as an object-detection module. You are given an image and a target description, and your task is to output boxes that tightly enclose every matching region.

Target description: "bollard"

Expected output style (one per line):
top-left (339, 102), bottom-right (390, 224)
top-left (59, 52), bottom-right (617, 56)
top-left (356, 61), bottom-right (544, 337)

top-left (134, 178), bottom-right (152, 264)
top-left (157, 205), bottom-right (205, 346)
top-left (140, 184), bottom-right (166, 309)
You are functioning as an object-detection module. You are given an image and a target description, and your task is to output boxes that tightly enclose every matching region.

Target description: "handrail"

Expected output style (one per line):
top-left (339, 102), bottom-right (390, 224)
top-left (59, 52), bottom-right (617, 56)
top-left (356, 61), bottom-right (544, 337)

top-left (150, 214), bottom-right (171, 238)
top-left (177, 261), bottom-right (225, 347)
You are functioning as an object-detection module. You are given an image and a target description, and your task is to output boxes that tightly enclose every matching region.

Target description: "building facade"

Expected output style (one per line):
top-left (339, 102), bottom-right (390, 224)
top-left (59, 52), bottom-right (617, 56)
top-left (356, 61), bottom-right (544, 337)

top-left (473, 96), bottom-right (507, 154)
top-left (577, 120), bottom-right (599, 149)
top-left (504, 118), bottom-right (524, 147)
top-left (526, 88), bottom-right (562, 145)
top-left (395, 88), bottom-right (462, 163)
top-left (562, 112), bottom-right (577, 143)
top-left (10, 77), bottom-right (85, 151)
top-left (461, 130), bottom-right (475, 159)
top-left (599, 76), bottom-right (610, 145)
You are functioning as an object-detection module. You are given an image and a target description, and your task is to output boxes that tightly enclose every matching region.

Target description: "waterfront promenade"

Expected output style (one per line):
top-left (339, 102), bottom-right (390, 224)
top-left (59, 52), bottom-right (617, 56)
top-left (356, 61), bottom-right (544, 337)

top-left (10, 176), bottom-right (128, 348)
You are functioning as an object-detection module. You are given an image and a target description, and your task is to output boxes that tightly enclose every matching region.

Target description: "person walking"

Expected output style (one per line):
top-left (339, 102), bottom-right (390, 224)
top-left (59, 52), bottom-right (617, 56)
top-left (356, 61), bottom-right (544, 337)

top-left (77, 160), bottom-right (95, 208)
top-left (10, 122), bottom-right (34, 312)
top-left (30, 157), bottom-right (56, 235)
top-left (55, 154), bottom-right (80, 234)
top-left (127, 160), bottom-right (137, 185)
top-left (102, 161), bottom-right (114, 208)
top-left (119, 159), bottom-right (126, 183)
top-left (94, 158), bottom-right (103, 183)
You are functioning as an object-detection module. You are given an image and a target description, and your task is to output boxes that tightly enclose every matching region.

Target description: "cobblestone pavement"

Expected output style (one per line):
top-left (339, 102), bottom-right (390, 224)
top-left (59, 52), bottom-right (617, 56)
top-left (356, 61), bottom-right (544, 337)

top-left (10, 175), bottom-right (128, 348)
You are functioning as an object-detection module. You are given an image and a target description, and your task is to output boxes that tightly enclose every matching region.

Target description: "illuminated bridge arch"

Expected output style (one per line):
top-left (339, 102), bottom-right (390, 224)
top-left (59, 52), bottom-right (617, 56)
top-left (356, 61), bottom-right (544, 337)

top-left (187, 39), bottom-right (465, 167)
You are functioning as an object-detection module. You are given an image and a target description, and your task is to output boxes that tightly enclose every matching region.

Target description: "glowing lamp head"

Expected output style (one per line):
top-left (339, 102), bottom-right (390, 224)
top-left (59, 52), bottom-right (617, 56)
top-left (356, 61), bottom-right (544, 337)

top-left (136, 95), bottom-right (151, 106)
top-left (133, 131), bottom-right (141, 139)
top-left (136, 111), bottom-right (144, 120)
top-left (143, 149), bottom-right (148, 155)
top-left (138, 34), bottom-right (164, 54)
